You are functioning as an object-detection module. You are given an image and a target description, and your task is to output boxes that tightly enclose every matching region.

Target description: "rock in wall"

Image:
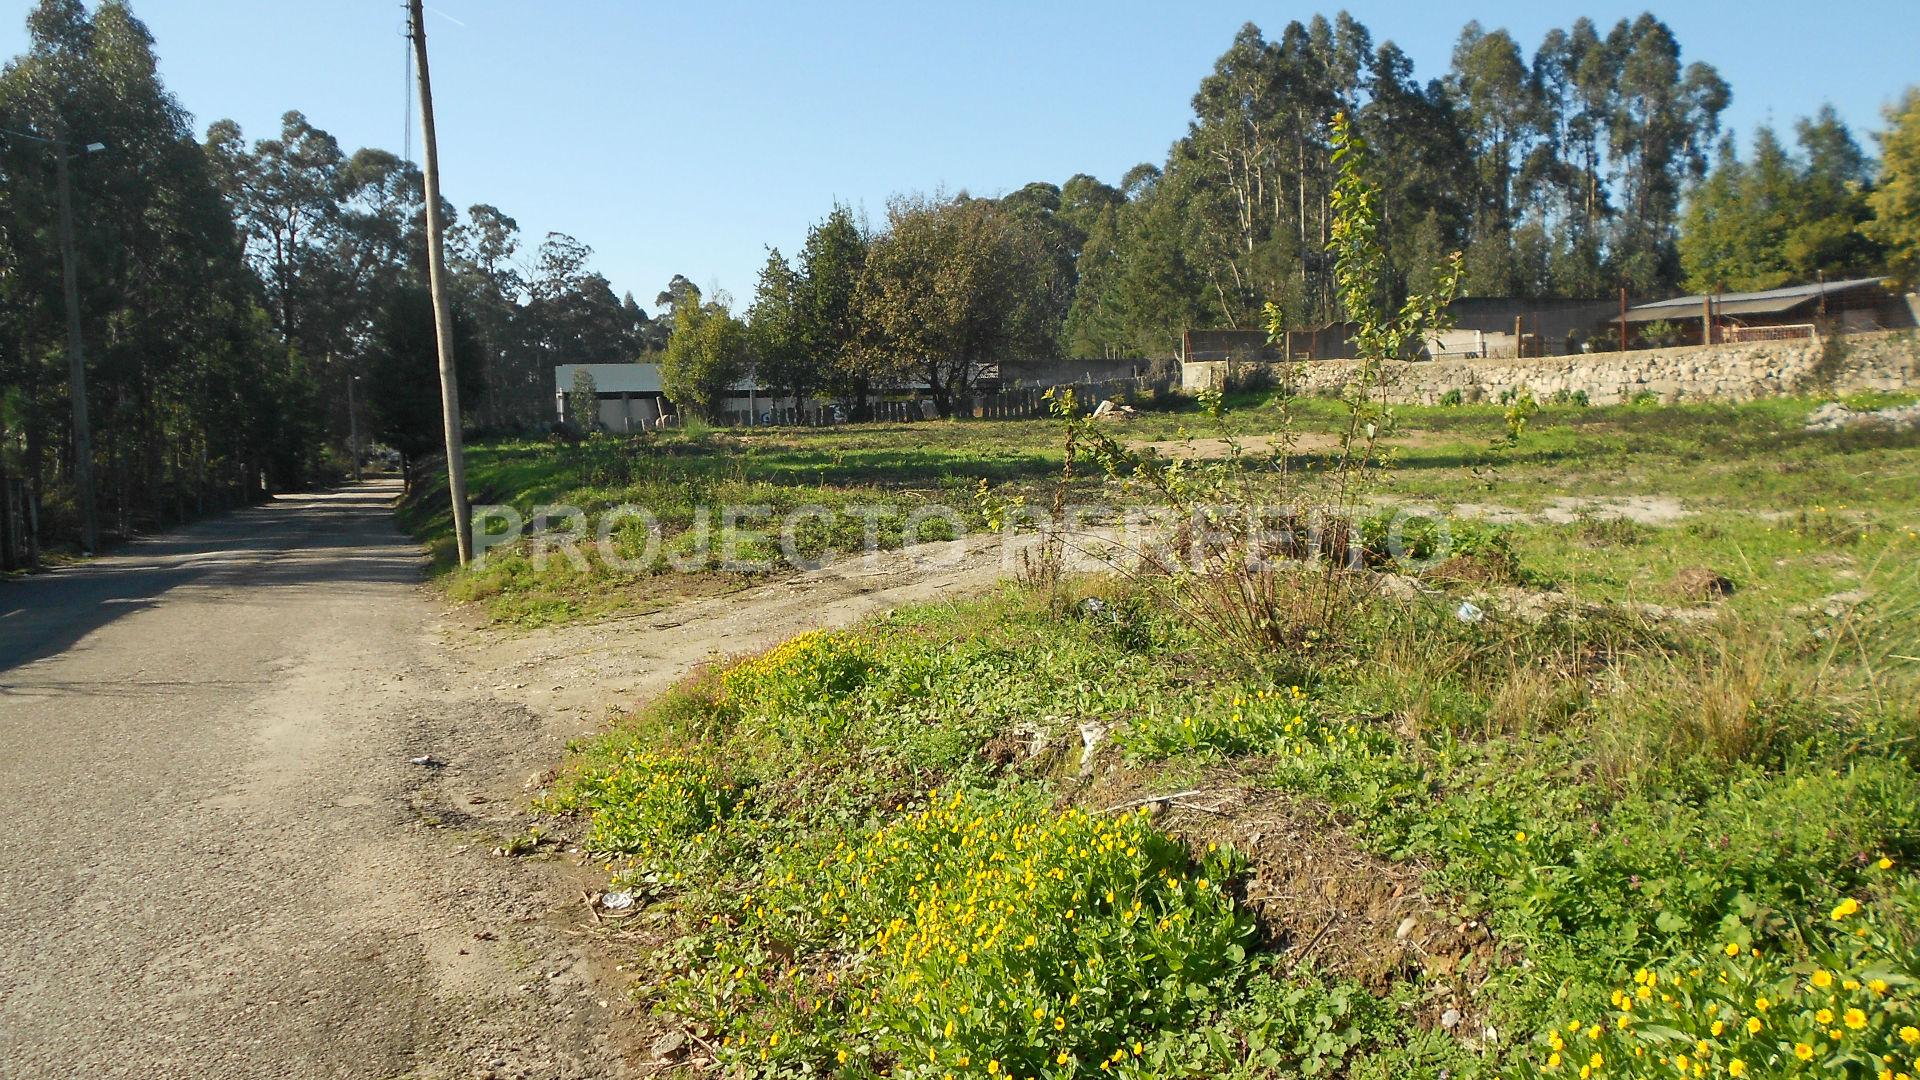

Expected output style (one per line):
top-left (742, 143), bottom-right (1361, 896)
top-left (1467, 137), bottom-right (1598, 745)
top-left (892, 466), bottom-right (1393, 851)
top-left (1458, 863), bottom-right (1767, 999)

top-left (1181, 330), bottom-right (1920, 405)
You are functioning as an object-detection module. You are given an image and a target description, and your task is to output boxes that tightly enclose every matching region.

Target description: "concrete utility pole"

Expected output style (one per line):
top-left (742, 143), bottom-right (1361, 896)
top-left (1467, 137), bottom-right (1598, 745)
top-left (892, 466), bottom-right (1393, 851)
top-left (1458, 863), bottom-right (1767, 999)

top-left (408, 0), bottom-right (473, 565)
top-left (53, 131), bottom-right (99, 554)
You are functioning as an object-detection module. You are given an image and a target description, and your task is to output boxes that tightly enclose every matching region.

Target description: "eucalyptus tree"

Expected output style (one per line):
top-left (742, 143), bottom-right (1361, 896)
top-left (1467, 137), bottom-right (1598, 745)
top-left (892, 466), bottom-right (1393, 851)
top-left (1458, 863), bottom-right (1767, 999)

top-left (203, 111), bottom-right (347, 355)
top-left (522, 232), bottom-right (641, 373)
top-left (364, 285), bottom-right (482, 484)
top-left (1, 0), bottom-right (302, 554)
top-left (446, 202), bottom-right (529, 426)
top-left (1446, 22), bottom-right (1546, 295)
top-left (1603, 14), bottom-right (1730, 292)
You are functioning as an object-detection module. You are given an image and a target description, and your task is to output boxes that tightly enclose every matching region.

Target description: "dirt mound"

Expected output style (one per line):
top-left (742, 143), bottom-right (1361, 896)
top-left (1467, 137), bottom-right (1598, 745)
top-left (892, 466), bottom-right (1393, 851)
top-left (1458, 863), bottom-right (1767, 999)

top-left (1065, 769), bottom-right (1497, 1031)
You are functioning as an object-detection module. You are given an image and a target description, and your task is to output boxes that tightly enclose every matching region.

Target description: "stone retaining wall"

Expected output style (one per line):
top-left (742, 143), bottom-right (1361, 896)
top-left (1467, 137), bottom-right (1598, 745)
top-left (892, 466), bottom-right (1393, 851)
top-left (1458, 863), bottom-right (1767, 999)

top-left (1179, 330), bottom-right (1920, 405)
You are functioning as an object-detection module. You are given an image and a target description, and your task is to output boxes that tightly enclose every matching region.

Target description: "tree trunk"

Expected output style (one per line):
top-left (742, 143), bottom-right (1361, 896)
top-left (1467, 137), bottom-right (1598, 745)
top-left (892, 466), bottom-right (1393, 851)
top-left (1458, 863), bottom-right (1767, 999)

top-left (0, 466), bottom-right (15, 574)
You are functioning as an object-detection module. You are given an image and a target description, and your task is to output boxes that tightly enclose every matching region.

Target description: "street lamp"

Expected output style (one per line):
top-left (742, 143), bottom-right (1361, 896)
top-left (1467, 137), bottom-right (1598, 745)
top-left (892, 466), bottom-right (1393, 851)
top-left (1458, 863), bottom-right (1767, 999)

top-left (2, 125), bottom-right (106, 552)
top-left (347, 374), bottom-right (362, 483)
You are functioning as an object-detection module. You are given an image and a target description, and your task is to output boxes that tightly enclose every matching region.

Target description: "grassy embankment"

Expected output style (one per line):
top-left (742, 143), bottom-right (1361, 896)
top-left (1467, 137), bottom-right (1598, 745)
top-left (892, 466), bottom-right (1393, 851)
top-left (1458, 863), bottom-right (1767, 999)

top-left (425, 392), bottom-right (1920, 1077)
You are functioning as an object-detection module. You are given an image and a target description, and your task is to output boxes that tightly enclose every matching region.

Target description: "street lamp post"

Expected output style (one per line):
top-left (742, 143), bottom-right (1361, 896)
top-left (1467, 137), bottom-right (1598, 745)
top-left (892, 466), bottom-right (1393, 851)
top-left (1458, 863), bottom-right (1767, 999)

top-left (4, 124), bottom-right (106, 552)
top-left (347, 374), bottom-right (362, 483)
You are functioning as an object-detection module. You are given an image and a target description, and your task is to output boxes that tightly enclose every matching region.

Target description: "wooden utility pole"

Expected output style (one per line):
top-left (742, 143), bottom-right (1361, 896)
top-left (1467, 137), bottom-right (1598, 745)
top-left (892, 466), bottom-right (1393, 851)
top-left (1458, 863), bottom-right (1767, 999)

top-left (408, 0), bottom-right (472, 565)
top-left (53, 131), bottom-right (98, 554)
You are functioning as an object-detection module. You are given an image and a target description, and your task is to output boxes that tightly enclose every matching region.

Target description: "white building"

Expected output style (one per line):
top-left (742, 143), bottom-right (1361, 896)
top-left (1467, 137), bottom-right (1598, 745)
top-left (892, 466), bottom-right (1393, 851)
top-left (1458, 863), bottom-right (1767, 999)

top-left (554, 363), bottom-right (669, 432)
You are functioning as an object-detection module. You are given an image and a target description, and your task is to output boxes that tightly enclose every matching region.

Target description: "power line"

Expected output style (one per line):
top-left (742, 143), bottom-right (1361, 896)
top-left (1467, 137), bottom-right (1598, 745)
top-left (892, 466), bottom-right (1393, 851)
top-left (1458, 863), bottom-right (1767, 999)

top-left (0, 124), bottom-right (54, 144)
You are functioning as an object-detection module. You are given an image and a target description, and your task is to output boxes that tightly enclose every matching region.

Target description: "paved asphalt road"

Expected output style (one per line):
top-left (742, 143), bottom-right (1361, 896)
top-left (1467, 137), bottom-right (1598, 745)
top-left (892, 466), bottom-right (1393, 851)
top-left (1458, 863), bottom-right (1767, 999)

top-left (0, 483), bottom-right (633, 1079)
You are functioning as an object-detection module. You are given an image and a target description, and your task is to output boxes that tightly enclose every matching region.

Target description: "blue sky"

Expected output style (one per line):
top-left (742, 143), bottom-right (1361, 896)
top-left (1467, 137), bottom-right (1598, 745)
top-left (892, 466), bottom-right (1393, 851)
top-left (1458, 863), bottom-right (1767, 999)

top-left (7, 2), bottom-right (1917, 312)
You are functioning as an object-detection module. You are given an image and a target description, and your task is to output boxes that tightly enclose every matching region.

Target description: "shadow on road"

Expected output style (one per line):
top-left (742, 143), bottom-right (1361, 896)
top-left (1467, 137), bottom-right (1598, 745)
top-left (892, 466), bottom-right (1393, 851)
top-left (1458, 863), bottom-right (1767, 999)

top-left (0, 483), bottom-right (422, 677)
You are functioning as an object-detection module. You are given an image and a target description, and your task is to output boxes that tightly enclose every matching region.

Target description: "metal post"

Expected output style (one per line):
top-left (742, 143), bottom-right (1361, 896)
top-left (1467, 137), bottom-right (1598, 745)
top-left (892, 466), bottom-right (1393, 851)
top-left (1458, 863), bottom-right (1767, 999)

top-left (346, 374), bottom-right (361, 483)
top-left (53, 133), bottom-right (98, 553)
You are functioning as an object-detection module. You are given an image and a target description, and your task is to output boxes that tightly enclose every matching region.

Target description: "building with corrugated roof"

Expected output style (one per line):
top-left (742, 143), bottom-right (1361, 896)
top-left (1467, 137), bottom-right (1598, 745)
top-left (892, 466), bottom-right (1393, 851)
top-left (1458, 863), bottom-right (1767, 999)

top-left (1614, 277), bottom-right (1917, 344)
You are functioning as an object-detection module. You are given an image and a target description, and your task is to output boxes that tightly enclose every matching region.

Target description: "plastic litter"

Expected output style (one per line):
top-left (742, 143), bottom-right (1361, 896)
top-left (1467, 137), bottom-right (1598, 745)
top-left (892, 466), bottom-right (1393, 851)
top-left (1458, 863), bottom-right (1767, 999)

top-left (1454, 601), bottom-right (1484, 624)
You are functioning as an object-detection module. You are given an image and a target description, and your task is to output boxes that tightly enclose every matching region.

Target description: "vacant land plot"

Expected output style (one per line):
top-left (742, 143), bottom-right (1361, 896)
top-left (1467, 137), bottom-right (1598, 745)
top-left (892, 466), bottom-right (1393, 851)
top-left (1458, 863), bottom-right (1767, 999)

top-left (415, 389), bottom-right (1920, 1078)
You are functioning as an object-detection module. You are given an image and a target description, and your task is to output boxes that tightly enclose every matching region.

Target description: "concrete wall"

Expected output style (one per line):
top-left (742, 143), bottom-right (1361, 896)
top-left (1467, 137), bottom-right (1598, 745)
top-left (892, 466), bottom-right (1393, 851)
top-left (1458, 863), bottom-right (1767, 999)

top-left (593, 394), bottom-right (663, 433)
top-left (1181, 330), bottom-right (1920, 406)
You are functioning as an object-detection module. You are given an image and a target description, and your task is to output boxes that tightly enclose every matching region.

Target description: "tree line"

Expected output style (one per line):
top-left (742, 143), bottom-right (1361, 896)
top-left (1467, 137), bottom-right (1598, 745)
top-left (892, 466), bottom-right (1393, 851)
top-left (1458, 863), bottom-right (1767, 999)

top-left (697, 12), bottom-right (1919, 418)
top-left (0, 0), bottom-right (687, 559)
top-left (927, 13), bottom-right (1741, 360)
top-left (1682, 94), bottom-right (1920, 293)
top-left (5, 2), bottom-right (1920, 555)
top-left (1055, 12), bottom-right (1917, 359)
top-left (659, 196), bottom-right (1060, 422)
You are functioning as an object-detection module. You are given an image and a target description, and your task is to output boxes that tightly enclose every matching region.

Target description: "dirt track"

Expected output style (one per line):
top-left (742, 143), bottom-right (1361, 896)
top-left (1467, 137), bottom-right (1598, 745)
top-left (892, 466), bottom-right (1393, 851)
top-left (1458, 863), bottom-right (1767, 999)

top-left (446, 525), bottom-right (1109, 721)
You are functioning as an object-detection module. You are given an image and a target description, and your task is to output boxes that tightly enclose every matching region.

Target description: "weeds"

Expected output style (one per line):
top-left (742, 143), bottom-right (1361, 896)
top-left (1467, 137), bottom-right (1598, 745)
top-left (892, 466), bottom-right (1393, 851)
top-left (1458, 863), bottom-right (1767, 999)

top-left (671, 788), bottom-right (1254, 1077)
top-left (1510, 865), bottom-right (1920, 1080)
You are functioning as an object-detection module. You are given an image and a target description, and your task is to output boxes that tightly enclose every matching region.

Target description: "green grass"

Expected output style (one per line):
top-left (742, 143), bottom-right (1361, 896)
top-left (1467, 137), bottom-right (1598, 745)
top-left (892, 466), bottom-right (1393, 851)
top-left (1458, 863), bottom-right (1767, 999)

top-left (495, 392), bottom-right (1920, 1075)
top-left (407, 391), bottom-right (1920, 622)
